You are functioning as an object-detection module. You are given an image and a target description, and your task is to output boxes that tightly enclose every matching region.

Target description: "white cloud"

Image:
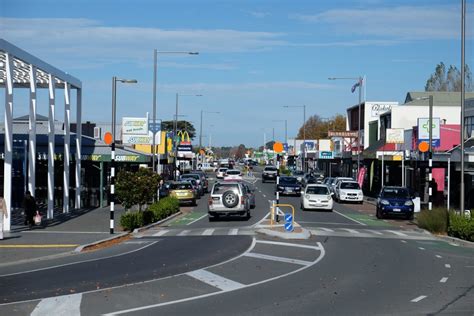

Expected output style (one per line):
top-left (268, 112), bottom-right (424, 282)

top-left (249, 11), bottom-right (271, 18)
top-left (0, 18), bottom-right (287, 69)
top-left (291, 5), bottom-right (461, 40)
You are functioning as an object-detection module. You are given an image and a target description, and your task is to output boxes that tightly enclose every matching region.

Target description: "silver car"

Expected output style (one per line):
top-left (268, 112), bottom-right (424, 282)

top-left (208, 182), bottom-right (250, 221)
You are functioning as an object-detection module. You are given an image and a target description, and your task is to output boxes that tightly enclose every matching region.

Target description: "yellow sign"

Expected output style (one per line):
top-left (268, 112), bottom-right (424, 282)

top-left (177, 130), bottom-right (191, 143)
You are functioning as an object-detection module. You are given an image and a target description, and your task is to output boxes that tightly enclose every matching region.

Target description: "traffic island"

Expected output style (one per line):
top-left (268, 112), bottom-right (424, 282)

top-left (256, 219), bottom-right (311, 240)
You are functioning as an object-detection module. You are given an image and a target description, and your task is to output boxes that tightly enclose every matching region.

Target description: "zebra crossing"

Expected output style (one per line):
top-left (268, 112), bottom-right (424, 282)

top-left (137, 226), bottom-right (434, 240)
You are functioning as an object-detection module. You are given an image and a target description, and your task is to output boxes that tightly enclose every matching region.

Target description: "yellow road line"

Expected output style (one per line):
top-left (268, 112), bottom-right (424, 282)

top-left (0, 244), bottom-right (79, 248)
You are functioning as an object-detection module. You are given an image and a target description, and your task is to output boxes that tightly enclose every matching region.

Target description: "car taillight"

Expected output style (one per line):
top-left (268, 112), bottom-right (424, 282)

top-left (241, 196), bottom-right (245, 204)
top-left (208, 197), bottom-right (213, 205)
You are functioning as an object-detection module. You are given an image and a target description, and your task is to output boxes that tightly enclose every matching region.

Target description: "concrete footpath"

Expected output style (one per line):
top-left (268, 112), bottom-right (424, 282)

top-left (0, 205), bottom-right (127, 266)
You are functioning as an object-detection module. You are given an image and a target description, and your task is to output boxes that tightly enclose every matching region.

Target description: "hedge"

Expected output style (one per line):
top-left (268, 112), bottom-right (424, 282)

top-left (120, 197), bottom-right (180, 231)
top-left (448, 212), bottom-right (474, 242)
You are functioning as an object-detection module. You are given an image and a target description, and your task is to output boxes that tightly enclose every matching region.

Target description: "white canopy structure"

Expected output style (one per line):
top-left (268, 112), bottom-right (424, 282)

top-left (0, 39), bottom-right (82, 231)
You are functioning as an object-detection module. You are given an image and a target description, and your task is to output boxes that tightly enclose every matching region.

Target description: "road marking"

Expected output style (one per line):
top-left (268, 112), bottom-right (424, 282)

top-left (319, 227), bottom-right (334, 232)
top-left (0, 244), bottom-right (79, 248)
top-left (252, 211), bottom-right (270, 227)
top-left (411, 295), bottom-right (427, 303)
top-left (445, 264), bottom-right (451, 269)
top-left (385, 230), bottom-right (407, 237)
top-left (401, 240), bottom-right (407, 243)
top-left (440, 277), bottom-right (448, 283)
top-left (152, 230), bottom-right (169, 237)
top-left (244, 252), bottom-right (312, 266)
top-left (229, 229), bottom-right (238, 235)
top-left (262, 194), bottom-right (266, 198)
top-left (178, 230), bottom-right (190, 236)
top-left (0, 242), bottom-right (158, 278)
top-left (341, 228), bottom-right (360, 234)
top-left (333, 210), bottom-right (366, 226)
top-left (186, 269), bottom-right (244, 291)
top-left (418, 247), bottom-right (425, 250)
top-left (256, 240), bottom-right (322, 250)
top-left (23, 231), bottom-right (109, 234)
top-left (366, 230), bottom-right (383, 235)
top-left (299, 221), bottom-right (360, 226)
top-left (435, 255), bottom-right (442, 259)
top-left (186, 214), bottom-right (208, 226)
top-left (102, 241), bottom-right (325, 315)
top-left (202, 229), bottom-right (215, 236)
top-left (449, 242), bottom-right (459, 247)
top-left (31, 293), bottom-right (82, 316)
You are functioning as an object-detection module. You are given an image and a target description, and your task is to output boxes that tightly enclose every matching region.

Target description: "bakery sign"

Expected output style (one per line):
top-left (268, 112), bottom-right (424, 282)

top-left (371, 103), bottom-right (392, 118)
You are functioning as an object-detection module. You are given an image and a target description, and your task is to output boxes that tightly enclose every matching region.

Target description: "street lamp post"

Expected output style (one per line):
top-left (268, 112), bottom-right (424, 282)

top-left (110, 76), bottom-right (137, 234)
top-left (328, 76), bottom-right (364, 177)
top-left (460, 0), bottom-right (466, 214)
top-left (152, 50), bottom-right (198, 173)
top-left (173, 93), bottom-right (202, 179)
top-left (199, 110), bottom-right (220, 165)
top-left (284, 105), bottom-right (306, 171)
top-left (272, 119), bottom-right (288, 144)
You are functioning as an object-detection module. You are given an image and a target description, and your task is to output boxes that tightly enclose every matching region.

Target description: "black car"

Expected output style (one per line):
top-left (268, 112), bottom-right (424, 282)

top-left (276, 176), bottom-right (302, 196)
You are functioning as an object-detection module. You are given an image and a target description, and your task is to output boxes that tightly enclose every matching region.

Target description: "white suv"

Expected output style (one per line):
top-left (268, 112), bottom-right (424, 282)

top-left (335, 181), bottom-right (363, 204)
top-left (208, 182), bottom-right (250, 221)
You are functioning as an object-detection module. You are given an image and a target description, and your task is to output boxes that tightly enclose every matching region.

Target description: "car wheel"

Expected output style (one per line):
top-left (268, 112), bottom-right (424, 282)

top-left (262, 179), bottom-right (266, 183)
top-left (406, 213), bottom-right (414, 220)
top-left (376, 208), bottom-right (383, 219)
top-left (192, 199), bottom-right (197, 206)
top-left (222, 191), bottom-right (239, 208)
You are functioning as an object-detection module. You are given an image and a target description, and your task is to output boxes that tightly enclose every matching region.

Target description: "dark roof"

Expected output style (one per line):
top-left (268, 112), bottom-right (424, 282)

top-left (404, 91), bottom-right (474, 106)
top-left (14, 114), bottom-right (49, 121)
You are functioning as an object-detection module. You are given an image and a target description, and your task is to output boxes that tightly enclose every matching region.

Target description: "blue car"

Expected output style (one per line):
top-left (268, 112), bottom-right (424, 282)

top-left (376, 186), bottom-right (414, 220)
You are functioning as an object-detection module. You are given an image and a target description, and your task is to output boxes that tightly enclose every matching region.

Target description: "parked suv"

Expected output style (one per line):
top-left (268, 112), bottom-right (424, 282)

top-left (262, 165), bottom-right (278, 183)
top-left (208, 182), bottom-right (250, 221)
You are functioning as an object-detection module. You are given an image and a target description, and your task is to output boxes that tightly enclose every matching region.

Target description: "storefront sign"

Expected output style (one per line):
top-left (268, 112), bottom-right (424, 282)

top-left (417, 118), bottom-right (440, 140)
top-left (386, 128), bottom-right (404, 144)
top-left (328, 131), bottom-right (358, 138)
top-left (318, 151), bottom-right (333, 159)
top-left (122, 117), bottom-right (148, 135)
top-left (371, 103), bottom-right (392, 117)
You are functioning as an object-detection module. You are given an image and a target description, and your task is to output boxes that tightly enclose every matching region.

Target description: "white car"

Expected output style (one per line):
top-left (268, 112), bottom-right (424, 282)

top-left (335, 181), bottom-right (363, 204)
top-left (224, 169), bottom-right (243, 181)
top-left (216, 167), bottom-right (228, 179)
top-left (301, 184), bottom-right (334, 211)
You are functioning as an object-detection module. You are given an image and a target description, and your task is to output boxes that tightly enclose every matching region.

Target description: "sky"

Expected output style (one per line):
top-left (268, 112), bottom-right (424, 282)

top-left (1, 0), bottom-right (472, 147)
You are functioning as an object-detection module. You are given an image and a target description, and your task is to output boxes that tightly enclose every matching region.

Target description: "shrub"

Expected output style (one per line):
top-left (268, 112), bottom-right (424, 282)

top-left (448, 212), bottom-right (474, 242)
top-left (416, 207), bottom-right (448, 234)
top-left (279, 166), bottom-right (291, 176)
top-left (120, 211), bottom-right (144, 231)
top-left (149, 197), bottom-right (180, 221)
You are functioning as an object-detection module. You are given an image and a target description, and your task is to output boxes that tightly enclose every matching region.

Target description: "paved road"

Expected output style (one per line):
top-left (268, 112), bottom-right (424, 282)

top-left (1, 167), bottom-right (473, 315)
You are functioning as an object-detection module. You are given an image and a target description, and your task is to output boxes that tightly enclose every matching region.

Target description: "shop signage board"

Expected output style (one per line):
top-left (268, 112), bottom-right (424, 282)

top-left (318, 151), bottom-right (333, 159)
top-left (417, 118), bottom-right (440, 140)
top-left (386, 128), bottom-right (404, 144)
top-left (122, 117), bottom-right (149, 135)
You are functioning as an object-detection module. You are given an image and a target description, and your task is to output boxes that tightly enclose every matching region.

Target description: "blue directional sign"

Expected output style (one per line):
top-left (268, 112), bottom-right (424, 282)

top-left (284, 222), bottom-right (294, 232)
top-left (149, 122), bottom-right (161, 133)
top-left (283, 143), bottom-right (289, 152)
top-left (284, 213), bottom-right (293, 223)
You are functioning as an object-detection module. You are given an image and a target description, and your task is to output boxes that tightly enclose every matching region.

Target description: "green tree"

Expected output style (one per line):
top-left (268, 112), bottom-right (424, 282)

top-left (297, 114), bottom-right (346, 139)
top-left (161, 120), bottom-right (196, 140)
top-left (116, 168), bottom-right (161, 211)
top-left (425, 62), bottom-right (473, 92)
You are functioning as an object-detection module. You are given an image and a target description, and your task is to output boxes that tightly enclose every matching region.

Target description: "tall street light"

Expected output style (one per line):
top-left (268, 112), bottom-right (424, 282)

top-left (460, 0), bottom-right (466, 214)
top-left (174, 93), bottom-right (202, 179)
top-left (273, 119), bottom-right (288, 144)
top-left (283, 105), bottom-right (306, 171)
top-left (328, 76), bottom-right (364, 177)
top-left (200, 110), bottom-right (220, 164)
top-left (152, 50), bottom-right (198, 173)
top-left (110, 76), bottom-right (137, 234)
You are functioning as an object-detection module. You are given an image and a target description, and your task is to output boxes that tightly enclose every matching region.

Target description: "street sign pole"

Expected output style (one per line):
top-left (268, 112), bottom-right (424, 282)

top-left (428, 95), bottom-right (433, 211)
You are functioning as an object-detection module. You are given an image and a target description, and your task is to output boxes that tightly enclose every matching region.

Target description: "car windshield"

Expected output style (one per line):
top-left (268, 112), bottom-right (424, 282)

top-left (212, 183), bottom-right (239, 194)
top-left (218, 168), bottom-right (228, 172)
top-left (306, 186), bottom-right (329, 195)
top-left (226, 170), bottom-right (241, 175)
top-left (280, 177), bottom-right (298, 184)
top-left (293, 171), bottom-right (304, 176)
top-left (382, 188), bottom-right (410, 199)
top-left (171, 183), bottom-right (192, 190)
top-left (341, 182), bottom-right (360, 189)
top-left (181, 174), bottom-right (199, 180)
top-left (265, 167), bottom-right (277, 171)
